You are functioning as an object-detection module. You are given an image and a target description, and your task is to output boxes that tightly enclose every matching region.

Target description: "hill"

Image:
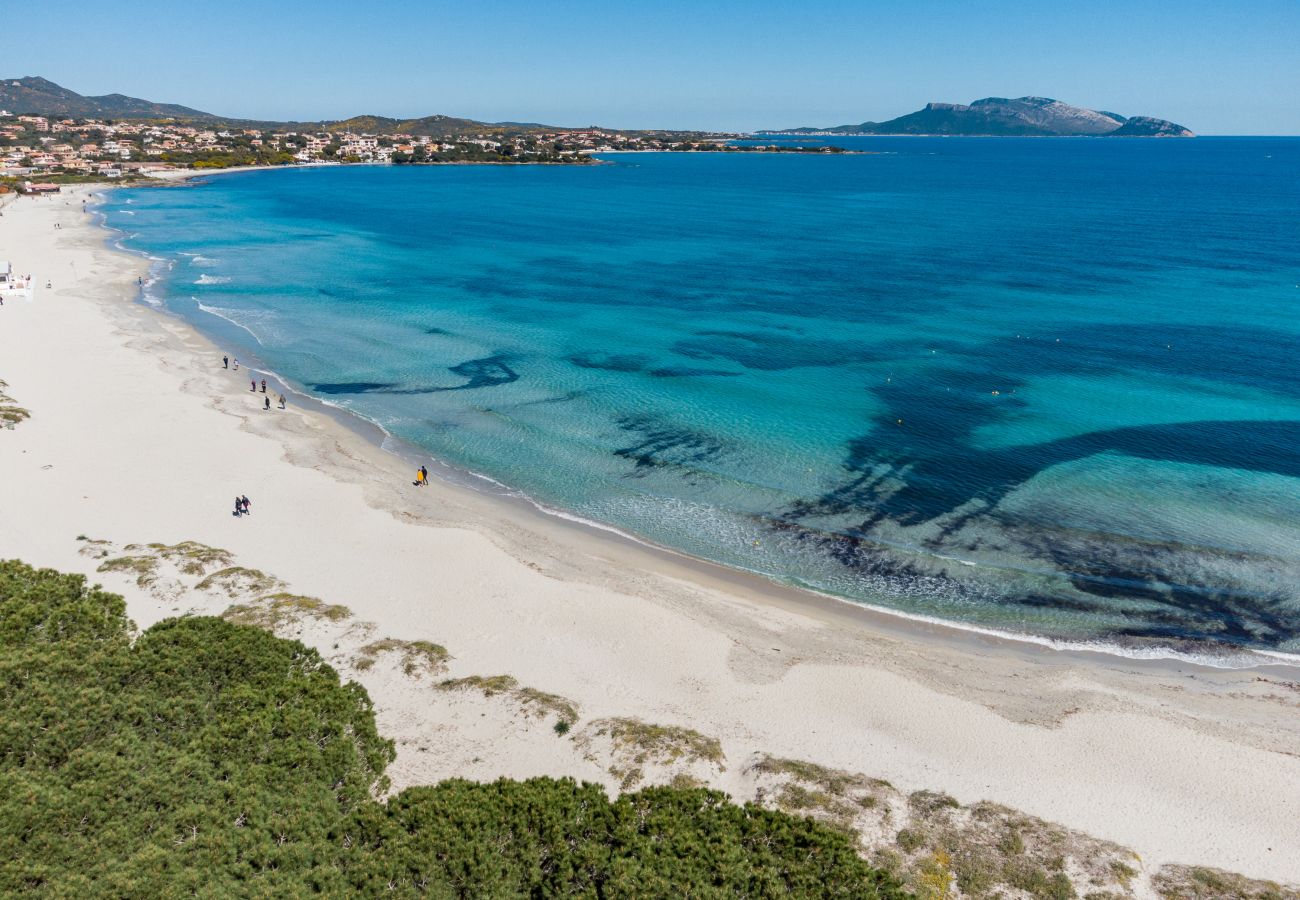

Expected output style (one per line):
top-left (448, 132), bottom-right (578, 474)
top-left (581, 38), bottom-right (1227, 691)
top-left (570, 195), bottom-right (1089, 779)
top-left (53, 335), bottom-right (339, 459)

top-left (777, 96), bottom-right (1194, 137)
top-left (0, 75), bottom-right (214, 119)
top-left (321, 113), bottom-right (555, 138)
top-left (0, 76), bottom-right (566, 135)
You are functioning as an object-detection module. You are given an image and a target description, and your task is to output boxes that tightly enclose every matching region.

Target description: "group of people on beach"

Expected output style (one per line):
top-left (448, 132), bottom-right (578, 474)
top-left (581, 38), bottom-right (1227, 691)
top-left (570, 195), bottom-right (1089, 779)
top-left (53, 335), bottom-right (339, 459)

top-left (249, 378), bottom-right (286, 411)
top-left (221, 354), bottom-right (281, 516)
top-left (217, 354), bottom-right (436, 500)
top-left (223, 354), bottom-right (286, 411)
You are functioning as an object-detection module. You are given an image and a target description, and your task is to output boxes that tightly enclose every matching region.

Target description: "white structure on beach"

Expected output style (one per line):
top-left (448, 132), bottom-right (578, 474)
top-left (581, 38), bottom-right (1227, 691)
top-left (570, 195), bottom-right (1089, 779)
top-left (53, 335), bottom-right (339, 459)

top-left (0, 260), bottom-right (31, 299)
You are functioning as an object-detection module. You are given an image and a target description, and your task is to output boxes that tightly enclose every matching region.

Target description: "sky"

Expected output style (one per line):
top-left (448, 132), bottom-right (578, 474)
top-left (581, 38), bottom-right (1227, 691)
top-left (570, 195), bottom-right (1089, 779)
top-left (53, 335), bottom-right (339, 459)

top-left (13, 0), bottom-right (1300, 134)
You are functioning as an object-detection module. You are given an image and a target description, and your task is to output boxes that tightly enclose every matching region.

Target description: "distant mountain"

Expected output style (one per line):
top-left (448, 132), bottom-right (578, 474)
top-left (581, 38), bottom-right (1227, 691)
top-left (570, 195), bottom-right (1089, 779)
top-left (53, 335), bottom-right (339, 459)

top-left (0, 76), bottom-right (215, 120)
top-left (777, 96), bottom-right (1194, 137)
top-left (320, 114), bottom-right (555, 138)
top-left (0, 76), bottom-right (571, 136)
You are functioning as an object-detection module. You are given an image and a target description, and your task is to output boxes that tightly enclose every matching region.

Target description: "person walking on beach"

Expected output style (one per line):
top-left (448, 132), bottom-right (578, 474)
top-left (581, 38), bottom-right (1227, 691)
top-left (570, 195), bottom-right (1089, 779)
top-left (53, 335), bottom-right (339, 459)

top-left (278, 394), bottom-right (286, 409)
top-left (250, 380), bottom-right (256, 392)
top-left (233, 358), bottom-right (239, 370)
top-left (241, 495), bottom-right (251, 515)
top-left (420, 465), bottom-right (428, 485)
top-left (234, 496), bottom-right (244, 517)
top-left (264, 396), bottom-right (270, 411)
top-left (223, 354), bottom-right (229, 369)
top-left (260, 379), bottom-right (267, 394)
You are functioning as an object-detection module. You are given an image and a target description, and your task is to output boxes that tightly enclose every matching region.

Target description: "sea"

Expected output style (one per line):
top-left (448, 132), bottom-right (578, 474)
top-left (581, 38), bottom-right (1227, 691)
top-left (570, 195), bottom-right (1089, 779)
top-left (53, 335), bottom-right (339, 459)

top-left (101, 136), bottom-right (1300, 663)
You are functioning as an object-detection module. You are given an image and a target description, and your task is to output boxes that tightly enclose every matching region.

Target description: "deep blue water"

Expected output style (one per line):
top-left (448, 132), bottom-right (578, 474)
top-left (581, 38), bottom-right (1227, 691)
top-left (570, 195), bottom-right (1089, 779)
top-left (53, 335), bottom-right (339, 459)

top-left (105, 137), bottom-right (1300, 658)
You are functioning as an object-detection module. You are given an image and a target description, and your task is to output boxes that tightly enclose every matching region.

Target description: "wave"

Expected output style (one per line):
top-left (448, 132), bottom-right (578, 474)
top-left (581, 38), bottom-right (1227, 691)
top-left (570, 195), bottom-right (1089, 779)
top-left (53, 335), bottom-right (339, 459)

top-left (195, 301), bottom-right (268, 344)
top-left (194, 274), bottom-right (231, 285)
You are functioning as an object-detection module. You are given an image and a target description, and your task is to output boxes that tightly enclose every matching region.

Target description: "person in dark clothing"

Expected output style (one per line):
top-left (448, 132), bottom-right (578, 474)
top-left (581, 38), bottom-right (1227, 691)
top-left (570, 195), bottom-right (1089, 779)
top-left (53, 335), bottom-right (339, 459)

top-left (241, 496), bottom-right (251, 515)
top-left (250, 380), bottom-right (256, 392)
top-left (223, 355), bottom-right (229, 369)
top-left (234, 497), bottom-right (243, 517)
top-left (264, 396), bottom-right (270, 410)
top-left (261, 379), bottom-right (267, 393)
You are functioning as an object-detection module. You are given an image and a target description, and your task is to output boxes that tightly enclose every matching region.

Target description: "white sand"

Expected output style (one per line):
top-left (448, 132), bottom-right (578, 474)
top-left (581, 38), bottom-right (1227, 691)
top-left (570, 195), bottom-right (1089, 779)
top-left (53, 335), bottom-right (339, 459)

top-left (1, 183), bottom-right (1297, 886)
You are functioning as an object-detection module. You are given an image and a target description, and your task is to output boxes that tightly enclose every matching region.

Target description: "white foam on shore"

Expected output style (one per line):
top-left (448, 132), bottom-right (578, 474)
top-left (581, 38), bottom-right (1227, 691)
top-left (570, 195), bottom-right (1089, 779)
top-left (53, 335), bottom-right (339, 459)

top-left (195, 300), bottom-right (266, 345)
top-left (513, 496), bottom-right (1299, 671)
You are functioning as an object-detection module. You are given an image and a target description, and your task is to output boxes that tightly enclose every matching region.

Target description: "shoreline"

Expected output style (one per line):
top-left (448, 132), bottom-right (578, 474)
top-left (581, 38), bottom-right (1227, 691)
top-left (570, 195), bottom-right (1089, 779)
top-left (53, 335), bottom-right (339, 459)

top-left (104, 169), bottom-right (1298, 672)
top-left (3, 182), bottom-right (1298, 885)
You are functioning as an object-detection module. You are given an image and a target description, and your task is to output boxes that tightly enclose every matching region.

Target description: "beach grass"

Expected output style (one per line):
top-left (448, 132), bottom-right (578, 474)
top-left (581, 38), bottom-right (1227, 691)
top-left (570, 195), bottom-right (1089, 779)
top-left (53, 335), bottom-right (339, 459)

top-left (195, 565), bottom-right (284, 597)
top-left (437, 675), bottom-right (579, 730)
top-left (514, 686), bottom-right (579, 726)
top-left (581, 716), bottom-right (725, 789)
top-left (439, 673), bottom-right (519, 696)
top-left (97, 554), bottom-right (161, 589)
top-left (750, 755), bottom-right (897, 833)
top-left (1153, 865), bottom-right (1298, 900)
top-left (0, 379), bottom-right (29, 427)
top-left (142, 541), bottom-right (233, 576)
top-left (354, 638), bottom-right (450, 677)
top-left (223, 592), bottom-right (351, 631)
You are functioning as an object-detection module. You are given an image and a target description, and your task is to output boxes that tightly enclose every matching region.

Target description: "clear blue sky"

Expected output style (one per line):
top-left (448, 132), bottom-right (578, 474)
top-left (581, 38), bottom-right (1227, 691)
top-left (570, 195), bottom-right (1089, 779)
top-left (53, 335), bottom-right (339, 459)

top-left (15, 0), bottom-right (1299, 133)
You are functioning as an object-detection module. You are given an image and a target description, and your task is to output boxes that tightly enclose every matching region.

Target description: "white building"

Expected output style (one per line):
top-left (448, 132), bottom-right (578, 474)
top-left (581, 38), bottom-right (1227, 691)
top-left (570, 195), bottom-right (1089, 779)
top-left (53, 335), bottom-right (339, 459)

top-left (0, 260), bottom-right (31, 298)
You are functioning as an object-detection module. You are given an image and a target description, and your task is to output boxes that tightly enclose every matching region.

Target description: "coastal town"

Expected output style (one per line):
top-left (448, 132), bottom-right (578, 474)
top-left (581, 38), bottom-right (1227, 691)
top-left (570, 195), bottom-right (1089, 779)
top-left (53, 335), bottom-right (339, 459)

top-left (0, 111), bottom-right (844, 185)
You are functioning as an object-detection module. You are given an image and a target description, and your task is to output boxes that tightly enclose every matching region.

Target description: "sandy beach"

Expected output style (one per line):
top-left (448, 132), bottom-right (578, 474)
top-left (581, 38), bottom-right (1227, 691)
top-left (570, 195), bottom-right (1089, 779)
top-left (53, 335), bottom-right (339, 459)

top-left (1, 181), bottom-right (1297, 891)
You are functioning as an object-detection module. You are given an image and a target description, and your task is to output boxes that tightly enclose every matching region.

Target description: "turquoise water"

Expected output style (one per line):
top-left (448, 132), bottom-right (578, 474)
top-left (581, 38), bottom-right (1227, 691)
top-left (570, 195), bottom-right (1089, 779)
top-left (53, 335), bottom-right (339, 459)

top-left (105, 138), bottom-right (1300, 658)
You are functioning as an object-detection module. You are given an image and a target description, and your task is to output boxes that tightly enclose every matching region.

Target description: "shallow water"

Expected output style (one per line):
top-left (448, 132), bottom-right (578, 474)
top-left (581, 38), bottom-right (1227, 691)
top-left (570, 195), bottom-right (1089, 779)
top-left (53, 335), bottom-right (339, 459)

top-left (106, 137), bottom-right (1300, 656)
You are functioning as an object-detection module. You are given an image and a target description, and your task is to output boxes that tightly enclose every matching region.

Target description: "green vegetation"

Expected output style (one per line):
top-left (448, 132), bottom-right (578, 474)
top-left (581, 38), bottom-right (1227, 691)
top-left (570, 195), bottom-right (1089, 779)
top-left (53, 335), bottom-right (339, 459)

top-left (222, 591), bottom-right (352, 631)
top-left (161, 149), bottom-right (298, 168)
top-left (195, 565), bottom-right (284, 597)
top-left (751, 756), bottom-right (895, 832)
top-left (142, 541), bottom-right (233, 575)
top-left (1153, 866), bottom-right (1298, 900)
top-left (96, 553), bottom-right (161, 588)
top-left (883, 797), bottom-right (1143, 900)
top-left (581, 717), bottom-right (725, 789)
top-left (0, 559), bottom-right (908, 897)
top-left (440, 673), bottom-right (520, 696)
top-left (515, 686), bottom-right (580, 727)
top-left (353, 637), bottom-right (450, 677)
top-left (0, 380), bottom-right (30, 427)
top-left (439, 674), bottom-right (580, 731)
top-left (750, 757), bottom-right (1154, 900)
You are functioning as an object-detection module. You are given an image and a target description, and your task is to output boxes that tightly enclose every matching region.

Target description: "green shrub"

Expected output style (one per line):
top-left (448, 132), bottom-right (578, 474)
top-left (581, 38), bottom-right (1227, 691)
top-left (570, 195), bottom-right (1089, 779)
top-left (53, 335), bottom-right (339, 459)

top-left (0, 559), bottom-right (910, 898)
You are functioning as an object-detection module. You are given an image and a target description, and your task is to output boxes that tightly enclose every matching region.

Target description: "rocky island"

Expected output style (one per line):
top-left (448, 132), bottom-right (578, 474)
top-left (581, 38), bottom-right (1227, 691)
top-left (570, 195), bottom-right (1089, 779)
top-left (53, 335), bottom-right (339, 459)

top-left (775, 96), bottom-right (1195, 137)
